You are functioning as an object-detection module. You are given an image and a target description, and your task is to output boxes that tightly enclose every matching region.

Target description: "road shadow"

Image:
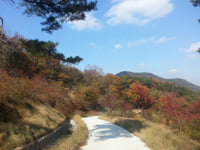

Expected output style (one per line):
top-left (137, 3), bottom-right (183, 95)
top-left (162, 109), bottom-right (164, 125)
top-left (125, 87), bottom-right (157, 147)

top-left (89, 123), bottom-right (133, 141)
top-left (114, 119), bottom-right (147, 134)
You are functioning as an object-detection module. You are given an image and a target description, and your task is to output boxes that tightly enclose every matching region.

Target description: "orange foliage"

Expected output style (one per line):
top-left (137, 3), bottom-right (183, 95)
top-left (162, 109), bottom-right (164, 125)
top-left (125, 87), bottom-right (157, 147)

top-left (102, 74), bottom-right (122, 95)
top-left (126, 81), bottom-right (153, 109)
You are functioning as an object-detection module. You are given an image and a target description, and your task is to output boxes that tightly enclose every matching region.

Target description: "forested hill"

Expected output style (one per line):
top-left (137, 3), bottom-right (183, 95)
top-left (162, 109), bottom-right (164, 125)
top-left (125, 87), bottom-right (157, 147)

top-left (116, 71), bottom-right (200, 91)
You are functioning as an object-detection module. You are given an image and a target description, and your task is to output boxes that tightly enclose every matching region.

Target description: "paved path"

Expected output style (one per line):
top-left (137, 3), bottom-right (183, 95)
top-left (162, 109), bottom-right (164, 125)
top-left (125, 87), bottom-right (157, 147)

top-left (81, 116), bottom-right (151, 150)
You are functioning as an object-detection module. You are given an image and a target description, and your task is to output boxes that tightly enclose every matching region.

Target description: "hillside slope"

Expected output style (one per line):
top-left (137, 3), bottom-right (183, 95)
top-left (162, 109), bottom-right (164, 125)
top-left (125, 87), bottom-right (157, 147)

top-left (1, 104), bottom-right (66, 150)
top-left (116, 71), bottom-right (200, 91)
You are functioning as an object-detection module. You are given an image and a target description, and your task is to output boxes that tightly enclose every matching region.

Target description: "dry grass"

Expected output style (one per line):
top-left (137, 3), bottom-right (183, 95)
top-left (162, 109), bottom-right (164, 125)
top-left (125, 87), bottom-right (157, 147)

top-left (0, 104), bottom-right (65, 150)
top-left (100, 115), bottom-right (200, 150)
top-left (23, 104), bottom-right (65, 129)
top-left (45, 115), bottom-right (88, 150)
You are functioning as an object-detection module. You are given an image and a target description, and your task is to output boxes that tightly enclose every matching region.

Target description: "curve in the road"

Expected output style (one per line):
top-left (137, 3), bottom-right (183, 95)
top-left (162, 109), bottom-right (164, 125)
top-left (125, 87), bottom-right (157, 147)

top-left (81, 116), bottom-right (151, 150)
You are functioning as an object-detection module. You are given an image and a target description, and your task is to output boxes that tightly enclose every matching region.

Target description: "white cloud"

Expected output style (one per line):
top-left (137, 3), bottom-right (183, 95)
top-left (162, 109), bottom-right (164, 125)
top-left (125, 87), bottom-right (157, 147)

top-left (184, 42), bottom-right (200, 59)
top-left (114, 44), bottom-right (122, 49)
top-left (106, 0), bottom-right (174, 25)
top-left (185, 42), bottom-right (200, 53)
top-left (127, 36), bottom-right (174, 48)
top-left (127, 38), bottom-right (153, 48)
top-left (168, 69), bottom-right (179, 74)
top-left (154, 36), bottom-right (175, 43)
top-left (69, 13), bottom-right (102, 31)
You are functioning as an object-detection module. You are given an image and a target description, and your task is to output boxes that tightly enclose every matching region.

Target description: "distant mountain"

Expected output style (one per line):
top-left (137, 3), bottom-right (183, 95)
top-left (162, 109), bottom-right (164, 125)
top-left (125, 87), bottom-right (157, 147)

top-left (116, 71), bottom-right (200, 91)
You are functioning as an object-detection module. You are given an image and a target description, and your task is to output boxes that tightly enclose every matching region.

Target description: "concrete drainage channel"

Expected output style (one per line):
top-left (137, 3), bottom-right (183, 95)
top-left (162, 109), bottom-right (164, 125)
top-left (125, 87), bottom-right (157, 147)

top-left (14, 120), bottom-right (76, 150)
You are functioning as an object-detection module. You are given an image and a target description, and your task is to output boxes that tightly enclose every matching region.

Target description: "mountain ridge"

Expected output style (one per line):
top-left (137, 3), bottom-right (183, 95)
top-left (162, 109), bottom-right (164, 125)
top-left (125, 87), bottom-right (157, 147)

top-left (116, 71), bottom-right (200, 91)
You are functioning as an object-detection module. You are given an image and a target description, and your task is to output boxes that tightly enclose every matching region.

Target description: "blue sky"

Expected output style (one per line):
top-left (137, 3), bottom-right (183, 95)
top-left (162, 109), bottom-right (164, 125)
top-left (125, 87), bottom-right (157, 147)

top-left (1, 0), bottom-right (200, 85)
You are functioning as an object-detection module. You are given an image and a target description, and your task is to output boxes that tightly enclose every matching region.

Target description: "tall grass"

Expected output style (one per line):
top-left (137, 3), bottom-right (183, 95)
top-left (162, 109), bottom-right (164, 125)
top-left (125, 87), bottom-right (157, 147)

top-left (45, 115), bottom-right (88, 150)
top-left (100, 115), bottom-right (200, 150)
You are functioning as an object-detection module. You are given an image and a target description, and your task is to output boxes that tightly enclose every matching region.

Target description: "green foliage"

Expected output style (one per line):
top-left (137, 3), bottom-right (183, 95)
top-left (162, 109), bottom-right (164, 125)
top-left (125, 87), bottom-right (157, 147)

top-left (191, 0), bottom-right (200, 7)
top-left (186, 119), bottom-right (200, 141)
top-left (22, 39), bottom-right (65, 62)
top-left (19, 38), bottom-right (84, 81)
top-left (191, 0), bottom-right (200, 23)
top-left (65, 56), bottom-right (83, 65)
top-left (10, 0), bottom-right (97, 33)
top-left (119, 75), bottom-right (200, 101)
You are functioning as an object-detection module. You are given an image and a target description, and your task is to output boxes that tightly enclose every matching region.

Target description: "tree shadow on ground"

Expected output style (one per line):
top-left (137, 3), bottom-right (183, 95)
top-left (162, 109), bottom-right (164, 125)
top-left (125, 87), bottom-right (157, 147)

top-left (114, 119), bottom-right (147, 134)
top-left (89, 123), bottom-right (133, 141)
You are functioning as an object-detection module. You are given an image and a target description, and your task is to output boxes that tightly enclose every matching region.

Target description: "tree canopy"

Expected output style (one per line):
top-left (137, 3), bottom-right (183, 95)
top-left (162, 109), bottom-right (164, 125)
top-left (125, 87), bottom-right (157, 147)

top-left (6, 0), bottom-right (97, 33)
top-left (22, 39), bottom-right (66, 61)
top-left (65, 56), bottom-right (83, 65)
top-left (191, 0), bottom-right (200, 23)
top-left (191, 0), bottom-right (200, 6)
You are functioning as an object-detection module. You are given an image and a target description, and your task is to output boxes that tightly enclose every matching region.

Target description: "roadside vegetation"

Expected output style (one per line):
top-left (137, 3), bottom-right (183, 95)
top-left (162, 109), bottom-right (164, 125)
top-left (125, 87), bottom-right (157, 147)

top-left (0, 34), bottom-right (83, 149)
top-left (100, 115), bottom-right (200, 150)
top-left (45, 115), bottom-right (88, 150)
top-left (0, 104), bottom-right (65, 150)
